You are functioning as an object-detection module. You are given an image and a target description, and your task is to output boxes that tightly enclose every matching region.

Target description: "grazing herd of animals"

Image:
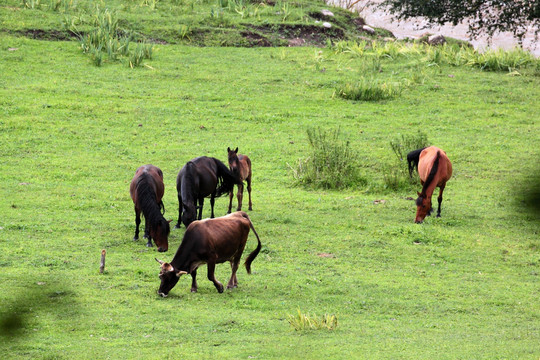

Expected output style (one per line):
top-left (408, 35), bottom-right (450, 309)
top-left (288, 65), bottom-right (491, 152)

top-left (129, 146), bottom-right (452, 297)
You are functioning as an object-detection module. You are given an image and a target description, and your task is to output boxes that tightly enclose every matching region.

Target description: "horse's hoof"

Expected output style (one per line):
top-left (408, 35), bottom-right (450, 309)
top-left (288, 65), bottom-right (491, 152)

top-left (133, 237), bottom-right (139, 241)
top-left (191, 288), bottom-right (197, 293)
top-left (174, 223), bottom-right (181, 229)
top-left (143, 234), bottom-right (149, 239)
top-left (436, 215), bottom-right (441, 218)
top-left (248, 207), bottom-right (253, 211)
top-left (146, 242), bottom-right (153, 247)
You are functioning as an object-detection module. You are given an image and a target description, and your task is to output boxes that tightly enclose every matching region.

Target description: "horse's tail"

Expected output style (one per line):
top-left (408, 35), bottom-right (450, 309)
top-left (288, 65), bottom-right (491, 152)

top-left (213, 158), bottom-right (242, 197)
top-left (421, 151), bottom-right (440, 195)
top-left (407, 147), bottom-right (426, 178)
top-left (136, 173), bottom-right (166, 227)
top-left (242, 213), bottom-right (262, 275)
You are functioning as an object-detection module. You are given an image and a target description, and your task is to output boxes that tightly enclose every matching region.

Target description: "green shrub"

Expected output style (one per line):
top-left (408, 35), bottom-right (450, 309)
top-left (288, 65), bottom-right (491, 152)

top-left (291, 127), bottom-right (365, 189)
top-left (468, 47), bottom-right (537, 72)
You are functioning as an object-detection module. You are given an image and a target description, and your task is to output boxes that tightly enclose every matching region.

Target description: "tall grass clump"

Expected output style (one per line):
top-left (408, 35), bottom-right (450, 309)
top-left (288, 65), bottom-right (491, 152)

top-left (336, 77), bottom-right (401, 101)
top-left (288, 310), bottom-right (338, 331)
top-left (468, 47), bottom-right (537, 72)
top-left (290, 127), bottom-right (365, 189)
top-left (73, 7), bottom-right (153, 67)
top-left (383, 131), bottom-right (430, 191)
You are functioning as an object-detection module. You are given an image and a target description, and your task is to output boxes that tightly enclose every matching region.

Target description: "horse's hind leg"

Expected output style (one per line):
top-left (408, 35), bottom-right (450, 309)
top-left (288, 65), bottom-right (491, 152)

top-left (246, 175), bottom-right (252, 211)
top-left (133, 207), bottom-right (141, 241)
top-left (437, 184), bottom-right (446, 217)
top-left (227, 260), bottom-right (239, 289)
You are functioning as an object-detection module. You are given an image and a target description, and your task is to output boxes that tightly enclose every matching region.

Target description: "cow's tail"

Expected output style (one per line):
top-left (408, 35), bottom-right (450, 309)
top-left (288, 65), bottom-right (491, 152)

top-left (243, 213), bottom-right (262, 275)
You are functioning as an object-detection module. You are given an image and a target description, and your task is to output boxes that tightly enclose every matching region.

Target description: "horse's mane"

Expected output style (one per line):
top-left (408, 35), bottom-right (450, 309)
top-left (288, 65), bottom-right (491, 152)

top-left (136, 173), bottom-right (170, 237)
top-left (212, 157), bottom-right (240, 197)
top-left (419, 151), bottom-right (440, 198)
top-left (180, 161), bottom-right (196, 209)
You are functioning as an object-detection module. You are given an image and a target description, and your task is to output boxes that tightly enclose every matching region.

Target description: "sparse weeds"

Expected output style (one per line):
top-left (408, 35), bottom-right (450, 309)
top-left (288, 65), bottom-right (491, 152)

top-left (288, 310), bottom-right (338, 331)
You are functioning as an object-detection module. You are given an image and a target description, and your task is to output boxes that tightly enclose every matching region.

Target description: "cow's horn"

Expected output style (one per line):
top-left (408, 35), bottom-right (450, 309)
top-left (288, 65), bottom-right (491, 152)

top-left (155, 258), bottom-right (164, 265)
top-left (176, 270), bottom-right (187, 277)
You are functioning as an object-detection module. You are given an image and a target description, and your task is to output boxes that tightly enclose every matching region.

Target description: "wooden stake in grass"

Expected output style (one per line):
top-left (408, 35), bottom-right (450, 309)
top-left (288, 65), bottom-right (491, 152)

top-left (99, 249), bottom-right (106, 273)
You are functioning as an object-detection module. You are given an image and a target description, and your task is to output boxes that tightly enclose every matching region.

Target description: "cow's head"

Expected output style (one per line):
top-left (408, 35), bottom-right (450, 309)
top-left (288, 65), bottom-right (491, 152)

top-left (227, 147), bottom-right (240, 177)
top-left (155, 258), bottom-right (187, 297)
top-left (150, 219), bottom-right (171, 252)
top-left (415, 192), bottom-right (433, 224)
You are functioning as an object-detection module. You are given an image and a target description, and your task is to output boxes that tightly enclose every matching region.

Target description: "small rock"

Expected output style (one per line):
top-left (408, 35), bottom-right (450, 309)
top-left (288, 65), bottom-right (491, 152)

top-left (428, 34), bottom-right (446, 45)
top-left (321, 9), bottom-right (334, 17)
top-left (322, 22), bottom-right (332, 29)
top-left (8, 48), bottom-right (19, 51)
top-left (362, 25), bottom-right (375, 35)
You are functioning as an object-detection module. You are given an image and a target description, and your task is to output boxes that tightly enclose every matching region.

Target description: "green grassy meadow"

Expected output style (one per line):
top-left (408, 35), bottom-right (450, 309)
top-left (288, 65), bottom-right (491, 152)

top-left (1, 1), bottom-right (540, 359)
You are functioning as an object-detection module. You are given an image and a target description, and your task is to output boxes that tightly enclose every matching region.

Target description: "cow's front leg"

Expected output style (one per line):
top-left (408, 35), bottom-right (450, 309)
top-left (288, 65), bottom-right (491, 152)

top-left (207, 262), bottom-right (224, 293)
top-left (191, 269), bottom-right (198, 293)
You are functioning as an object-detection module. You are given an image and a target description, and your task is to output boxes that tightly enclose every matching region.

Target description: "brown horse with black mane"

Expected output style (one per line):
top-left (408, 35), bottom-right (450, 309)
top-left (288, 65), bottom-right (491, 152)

top-left (227, 147), bottom-right (253, 213)
top-left (129, 164), bottom-right (170, 252)
top-left (414, 146), bottom-right (453, 223)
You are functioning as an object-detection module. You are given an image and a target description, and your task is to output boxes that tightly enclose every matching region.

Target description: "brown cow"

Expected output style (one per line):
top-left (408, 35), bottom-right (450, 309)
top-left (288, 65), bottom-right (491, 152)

top-left (155, 211), bottom-right (262, 297)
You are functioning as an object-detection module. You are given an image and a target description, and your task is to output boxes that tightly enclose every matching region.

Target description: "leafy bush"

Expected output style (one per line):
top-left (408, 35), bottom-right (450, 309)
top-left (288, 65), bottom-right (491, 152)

top-left (291, 127), bottom-right (365, 189)
top-left (389, 131), bottom-right (429, 162)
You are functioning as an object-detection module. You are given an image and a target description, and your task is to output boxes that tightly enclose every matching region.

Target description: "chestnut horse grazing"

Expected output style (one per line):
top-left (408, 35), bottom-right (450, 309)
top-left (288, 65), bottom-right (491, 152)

top-left (175, 156), bottom-right (241, 229)
top-left (129, 165), bottom-right (170, 252)
top-left (227, 147), bottom-right (252, 213)
top-left (415, 146), bottom-right (453, 223)
top-left (156, 211), bottom-right (262, 297)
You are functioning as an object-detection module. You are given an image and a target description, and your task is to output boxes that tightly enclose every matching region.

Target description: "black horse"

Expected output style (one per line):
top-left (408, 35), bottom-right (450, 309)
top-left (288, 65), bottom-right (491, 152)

top-left (407, 147), bottom-right (426, 178)
top-left (175, 156), bottom-right (241, 228)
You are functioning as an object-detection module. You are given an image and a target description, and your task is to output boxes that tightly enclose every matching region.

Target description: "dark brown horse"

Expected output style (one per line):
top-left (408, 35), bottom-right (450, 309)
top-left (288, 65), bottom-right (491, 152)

top-left (227, 147), bottom-right (252, 213)
top-left (175, 156), bottom-right (241, 229)
top-left (129, 165), bottom-right (170, 252)
top-left (415, 146), bottom-right (453, 223)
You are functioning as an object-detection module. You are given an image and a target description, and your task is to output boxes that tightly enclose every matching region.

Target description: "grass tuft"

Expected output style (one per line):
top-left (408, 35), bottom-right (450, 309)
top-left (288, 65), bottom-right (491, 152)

top-left (336, 78), bottom-right (401, 101)
top-left (288, 310), bottom-right (338, 331)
